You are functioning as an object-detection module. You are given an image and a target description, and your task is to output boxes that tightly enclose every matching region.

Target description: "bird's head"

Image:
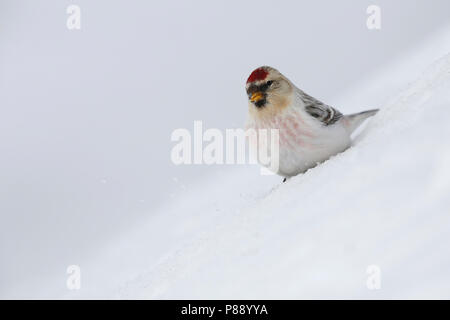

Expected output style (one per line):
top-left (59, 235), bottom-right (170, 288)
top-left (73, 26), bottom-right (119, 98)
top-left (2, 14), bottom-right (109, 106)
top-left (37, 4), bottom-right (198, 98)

top-left (245, 66), bottom-right (294, 118)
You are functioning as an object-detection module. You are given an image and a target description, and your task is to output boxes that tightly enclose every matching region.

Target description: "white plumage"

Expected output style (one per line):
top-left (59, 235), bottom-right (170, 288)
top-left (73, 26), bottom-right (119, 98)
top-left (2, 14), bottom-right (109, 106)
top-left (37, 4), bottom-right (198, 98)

top-left (245, 66), bottom-right (378, 177)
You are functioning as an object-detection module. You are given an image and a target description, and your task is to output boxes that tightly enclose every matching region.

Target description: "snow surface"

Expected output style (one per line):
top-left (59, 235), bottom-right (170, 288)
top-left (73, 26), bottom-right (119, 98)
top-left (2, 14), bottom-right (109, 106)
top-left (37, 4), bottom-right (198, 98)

top-left (118, 52), bottom-right (450, 299)
top-left (10, 25), bottom-right (450, 299)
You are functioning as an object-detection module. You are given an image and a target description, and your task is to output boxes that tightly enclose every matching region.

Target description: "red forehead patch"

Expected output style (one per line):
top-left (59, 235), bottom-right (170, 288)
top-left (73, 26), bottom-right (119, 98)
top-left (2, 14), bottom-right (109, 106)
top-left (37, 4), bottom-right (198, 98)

top-left (247, 68), bottom-right (268, 84)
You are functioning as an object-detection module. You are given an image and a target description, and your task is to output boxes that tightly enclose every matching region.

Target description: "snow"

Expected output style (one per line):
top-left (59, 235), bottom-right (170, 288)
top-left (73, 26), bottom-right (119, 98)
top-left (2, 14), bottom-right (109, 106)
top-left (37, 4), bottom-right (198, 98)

top-left (4, 13), bottom-right (450, 298)
top-left (46, 26), bottom-right (450, 299)
top-left (123, 57), bottom-right (450, 298)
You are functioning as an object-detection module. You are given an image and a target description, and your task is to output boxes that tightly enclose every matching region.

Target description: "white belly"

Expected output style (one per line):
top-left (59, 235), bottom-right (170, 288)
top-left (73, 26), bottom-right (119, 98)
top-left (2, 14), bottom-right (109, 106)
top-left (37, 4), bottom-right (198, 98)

top-left (276, 130), bottom-right (351, 176)
top-left (246, 108), bottom-right (352, 177)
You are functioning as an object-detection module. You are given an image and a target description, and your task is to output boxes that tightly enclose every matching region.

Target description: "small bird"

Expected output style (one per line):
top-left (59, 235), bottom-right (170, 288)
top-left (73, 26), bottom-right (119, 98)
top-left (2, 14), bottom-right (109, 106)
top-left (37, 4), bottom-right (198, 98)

top-left (245, 66), bottom-right (378, 178)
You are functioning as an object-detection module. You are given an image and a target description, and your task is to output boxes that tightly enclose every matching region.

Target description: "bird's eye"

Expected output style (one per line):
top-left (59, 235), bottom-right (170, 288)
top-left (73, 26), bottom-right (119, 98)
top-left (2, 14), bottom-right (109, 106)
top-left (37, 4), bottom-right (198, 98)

top-left (267, 80), bottom-right (273, 86)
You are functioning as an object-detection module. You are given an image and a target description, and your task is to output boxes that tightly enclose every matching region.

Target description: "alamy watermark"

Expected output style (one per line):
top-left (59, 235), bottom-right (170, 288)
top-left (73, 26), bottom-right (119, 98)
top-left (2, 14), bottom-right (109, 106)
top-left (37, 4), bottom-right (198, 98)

top-left (66, 265), bottom-right (81, 290)
top-left (366, 5), bottom-right (381, 30)
top-left (67, 4), bottom-right (81, 30)
top-left (170, 121), bottom-right (280, 175)
top-left (366, 264), bottom-right (381, 290)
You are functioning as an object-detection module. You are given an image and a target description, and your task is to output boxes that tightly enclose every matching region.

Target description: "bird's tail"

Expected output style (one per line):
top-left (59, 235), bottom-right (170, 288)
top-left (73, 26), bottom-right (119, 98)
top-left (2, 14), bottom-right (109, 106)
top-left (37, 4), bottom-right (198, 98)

top-left (343, 109), bottom-right (379, 134)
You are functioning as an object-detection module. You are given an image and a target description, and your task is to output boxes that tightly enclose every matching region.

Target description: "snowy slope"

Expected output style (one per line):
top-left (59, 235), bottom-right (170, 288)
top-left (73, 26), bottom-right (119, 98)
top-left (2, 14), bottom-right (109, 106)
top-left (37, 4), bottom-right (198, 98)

top-left (103, 56), bottom-right (450, 300)
top-left (21, 27), bottom-right (450, 299)
top-left (116, 53), bottom-right (450, 299)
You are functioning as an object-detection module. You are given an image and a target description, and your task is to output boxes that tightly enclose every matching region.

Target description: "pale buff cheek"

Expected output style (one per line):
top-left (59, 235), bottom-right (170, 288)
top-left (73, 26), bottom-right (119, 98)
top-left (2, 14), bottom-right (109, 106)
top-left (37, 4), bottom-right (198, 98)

top-left (270, 94), bottom-right (290, 111)
top-left (248, 95), bottom-right (292, 122)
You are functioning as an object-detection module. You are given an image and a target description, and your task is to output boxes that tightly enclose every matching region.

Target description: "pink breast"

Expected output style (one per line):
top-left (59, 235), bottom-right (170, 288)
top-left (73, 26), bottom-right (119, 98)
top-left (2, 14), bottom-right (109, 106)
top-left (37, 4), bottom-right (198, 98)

top-left (277, 114), bottom-right (314, 149)
top-left (247, 110), bottom-right (315, 151)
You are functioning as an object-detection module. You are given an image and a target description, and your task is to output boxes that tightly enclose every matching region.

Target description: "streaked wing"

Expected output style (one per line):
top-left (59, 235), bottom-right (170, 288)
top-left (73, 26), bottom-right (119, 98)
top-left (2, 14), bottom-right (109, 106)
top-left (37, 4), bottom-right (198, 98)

top-left (300, 91), bottom-right (343, 126)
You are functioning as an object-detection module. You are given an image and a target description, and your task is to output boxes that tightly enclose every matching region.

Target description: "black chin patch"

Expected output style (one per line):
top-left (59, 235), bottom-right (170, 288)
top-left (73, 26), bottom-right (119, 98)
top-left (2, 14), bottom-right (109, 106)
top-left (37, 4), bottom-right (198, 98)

top-left (254, 99), bottom-right (267, 108)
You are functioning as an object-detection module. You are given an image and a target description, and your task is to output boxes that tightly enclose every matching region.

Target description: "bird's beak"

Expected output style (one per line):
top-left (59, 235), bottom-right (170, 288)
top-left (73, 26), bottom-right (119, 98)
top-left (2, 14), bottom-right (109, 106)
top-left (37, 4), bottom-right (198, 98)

top-left (250, 92), bottom-right (264, 103)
